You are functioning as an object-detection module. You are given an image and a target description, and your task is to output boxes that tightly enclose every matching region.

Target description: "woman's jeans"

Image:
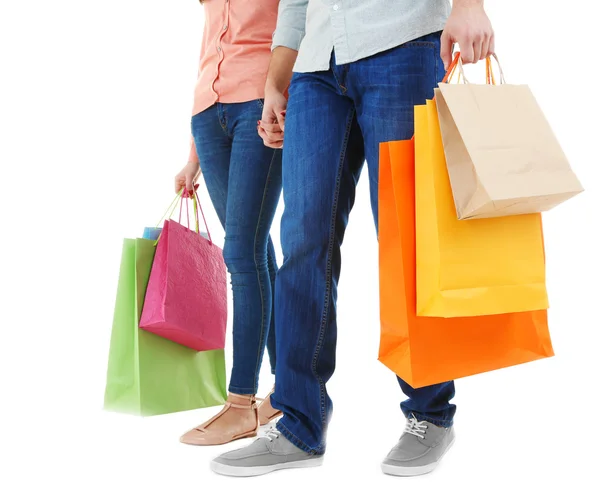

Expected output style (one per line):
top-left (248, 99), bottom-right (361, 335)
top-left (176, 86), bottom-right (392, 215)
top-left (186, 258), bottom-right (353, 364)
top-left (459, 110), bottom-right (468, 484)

top-left (192, 100), bottom-right (282, 395)
top-left (271, 32), bottom-right (456, 454)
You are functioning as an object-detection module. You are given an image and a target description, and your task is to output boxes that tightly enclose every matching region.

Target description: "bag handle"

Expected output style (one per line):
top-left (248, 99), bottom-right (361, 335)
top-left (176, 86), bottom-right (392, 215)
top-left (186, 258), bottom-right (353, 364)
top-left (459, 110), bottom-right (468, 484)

top-left (442, 52), bottom-right (462, 83)
top-left (156, 190), bottom-right (182, 228)
top-left (487, 53), bottom-right (506, 84)
top-left (408, 53), bottom-right (461, 143)
top-left (410, 51), bottom-right (500, 142)
top-left (452, 52), bottom-right (506, 85)
top-left (189, 187), bottom-right (213, 244)
top-left (154, 186), bottom-right (214, 245)
top-left (178, 191), bottom-right (192, 230)
top-left (486, 56), bottom-right (495, 85)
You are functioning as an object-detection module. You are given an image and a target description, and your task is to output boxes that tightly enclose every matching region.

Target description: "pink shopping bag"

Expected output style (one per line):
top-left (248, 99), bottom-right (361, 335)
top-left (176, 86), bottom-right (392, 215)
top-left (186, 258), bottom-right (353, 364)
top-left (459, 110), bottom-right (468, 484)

top-left (139, 191), bottom-right (227, 351)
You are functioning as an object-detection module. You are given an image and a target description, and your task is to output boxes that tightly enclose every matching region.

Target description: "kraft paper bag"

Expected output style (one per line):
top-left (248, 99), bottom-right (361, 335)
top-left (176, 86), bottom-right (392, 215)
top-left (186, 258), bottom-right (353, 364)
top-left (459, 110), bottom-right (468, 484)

top-left (435, 81), bottom-right (583, 219)
top-left (378, 138), bottom-right (553, 388)
top-left (415, 100), bottom-right (548, 317)
top-left (104, 238), bottom-right (227, 416)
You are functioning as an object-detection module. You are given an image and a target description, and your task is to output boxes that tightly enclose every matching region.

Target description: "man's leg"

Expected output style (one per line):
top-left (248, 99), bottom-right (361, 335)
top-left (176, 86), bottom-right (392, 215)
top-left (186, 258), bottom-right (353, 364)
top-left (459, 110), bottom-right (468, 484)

top-left (272, 67), bottom-right (366, 454)
top-left (349, 33), bottom-right (456, 475)
top-left (264, 237), bottom-right (278, 375)
top-left (350, 32), bottom-right (456, 428)
top-left (210, 65), bottom-right (366, 476)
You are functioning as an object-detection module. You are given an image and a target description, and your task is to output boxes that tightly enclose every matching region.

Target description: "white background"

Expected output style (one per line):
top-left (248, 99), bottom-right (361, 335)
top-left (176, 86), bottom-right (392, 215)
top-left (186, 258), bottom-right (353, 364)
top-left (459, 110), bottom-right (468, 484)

top-left (1, 1), bottom-right (599, 491)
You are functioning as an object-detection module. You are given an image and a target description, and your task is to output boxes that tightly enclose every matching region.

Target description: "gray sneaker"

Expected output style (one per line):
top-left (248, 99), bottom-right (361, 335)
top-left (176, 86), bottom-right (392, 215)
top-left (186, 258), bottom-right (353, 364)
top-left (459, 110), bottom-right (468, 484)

top-left (210, 429), bottom-right (324, 477)
top-left (381, 415), bottom-right (455, 476)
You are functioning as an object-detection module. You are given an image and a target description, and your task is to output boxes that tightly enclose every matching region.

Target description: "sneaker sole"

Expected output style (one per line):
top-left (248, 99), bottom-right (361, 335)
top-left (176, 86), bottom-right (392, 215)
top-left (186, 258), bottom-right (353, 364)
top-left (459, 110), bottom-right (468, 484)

top-left (210, 457), bottom-right (324, 477)
top-left (380, 437), bottom-right (455, 477)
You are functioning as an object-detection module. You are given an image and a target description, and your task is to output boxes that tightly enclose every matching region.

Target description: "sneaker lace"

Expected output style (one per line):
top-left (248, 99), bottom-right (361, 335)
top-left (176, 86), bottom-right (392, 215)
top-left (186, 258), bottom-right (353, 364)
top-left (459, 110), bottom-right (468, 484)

top-left (265, 427), bottom-right (281, 442)
top-left (404, 416), bottom-right (428, 439)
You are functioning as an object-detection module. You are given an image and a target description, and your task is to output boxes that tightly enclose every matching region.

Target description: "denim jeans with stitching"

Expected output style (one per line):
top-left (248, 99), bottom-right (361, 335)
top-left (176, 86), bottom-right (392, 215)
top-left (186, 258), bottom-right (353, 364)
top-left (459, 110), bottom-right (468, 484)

top-left (271, 32), bottom-right (456, 454)
top-left (192, 100), bottom-right (282, 394)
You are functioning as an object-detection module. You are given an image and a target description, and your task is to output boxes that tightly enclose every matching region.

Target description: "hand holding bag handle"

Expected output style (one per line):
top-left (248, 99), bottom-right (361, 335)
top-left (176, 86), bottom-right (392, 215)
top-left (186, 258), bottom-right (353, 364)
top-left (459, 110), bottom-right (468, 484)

top-left (154, 186), bottom-right (214, 245)
top-left (451, 52), bottom-right (506, 85)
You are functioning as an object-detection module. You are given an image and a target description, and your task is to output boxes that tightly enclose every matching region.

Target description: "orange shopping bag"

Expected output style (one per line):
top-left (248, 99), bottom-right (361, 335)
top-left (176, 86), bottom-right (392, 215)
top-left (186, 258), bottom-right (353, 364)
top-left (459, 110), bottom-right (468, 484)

top-left (378, 138), bottom-right (553, 388)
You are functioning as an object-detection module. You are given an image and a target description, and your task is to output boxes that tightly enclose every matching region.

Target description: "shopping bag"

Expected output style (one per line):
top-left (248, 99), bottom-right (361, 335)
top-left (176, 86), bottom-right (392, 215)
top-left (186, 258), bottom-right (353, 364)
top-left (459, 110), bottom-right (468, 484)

top-left (415, 100), bottom-right (548, 317)
top-left (104, 238), bottom-right (227, 416)
top-left (143, 226), bottom-right (208, 241)
top-left (139, 193), bottom-right (227, 351)
top-left (435, 56), bottom-right (583, 219)
top-left (142, 227), bottom-right (162, 241)
top-left (378, 138), bottom-right (553, 388)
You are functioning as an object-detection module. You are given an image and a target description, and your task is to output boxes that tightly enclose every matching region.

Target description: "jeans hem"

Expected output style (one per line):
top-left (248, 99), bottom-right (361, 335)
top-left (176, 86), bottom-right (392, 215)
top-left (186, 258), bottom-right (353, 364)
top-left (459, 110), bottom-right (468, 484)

top-left (404, 411), bottom-right (454, 429)
top-left (228, 384), bottom-right (258, 395)
top-left (276, 421), bottom-right (325, 456)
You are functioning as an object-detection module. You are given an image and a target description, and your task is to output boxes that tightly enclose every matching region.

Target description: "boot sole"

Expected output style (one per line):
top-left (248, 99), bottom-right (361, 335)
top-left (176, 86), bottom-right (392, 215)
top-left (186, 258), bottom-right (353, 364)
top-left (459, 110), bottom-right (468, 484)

top-left (210, 456), bottom-right (324, 477)
top-left (380, 437), bottom-right (455, 477)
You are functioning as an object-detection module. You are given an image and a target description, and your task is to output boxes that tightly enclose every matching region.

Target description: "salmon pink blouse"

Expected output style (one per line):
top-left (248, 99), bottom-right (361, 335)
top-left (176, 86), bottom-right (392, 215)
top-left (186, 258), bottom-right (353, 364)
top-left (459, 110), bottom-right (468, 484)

top-left (192, 0), bottom-right (279, 116)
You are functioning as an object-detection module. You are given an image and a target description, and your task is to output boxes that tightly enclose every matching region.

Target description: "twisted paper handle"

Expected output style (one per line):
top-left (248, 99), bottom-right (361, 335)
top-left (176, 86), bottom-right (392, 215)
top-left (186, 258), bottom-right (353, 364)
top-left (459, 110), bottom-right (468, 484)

top-left (449, 52), bottom-right (506, 85)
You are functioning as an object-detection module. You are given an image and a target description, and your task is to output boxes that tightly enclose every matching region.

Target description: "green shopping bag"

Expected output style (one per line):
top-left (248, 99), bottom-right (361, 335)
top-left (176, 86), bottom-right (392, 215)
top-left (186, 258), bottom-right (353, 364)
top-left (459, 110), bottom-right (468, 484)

top-left (104, 237), bottom-right (227, 416)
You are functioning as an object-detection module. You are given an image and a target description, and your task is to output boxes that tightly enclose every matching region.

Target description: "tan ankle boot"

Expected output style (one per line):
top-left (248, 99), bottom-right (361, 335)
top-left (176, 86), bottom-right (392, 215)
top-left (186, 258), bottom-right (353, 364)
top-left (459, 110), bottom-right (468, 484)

top-left (180, 393), bottom-right (259, 446)
top-left (257, 387), bottom-right (283, 426)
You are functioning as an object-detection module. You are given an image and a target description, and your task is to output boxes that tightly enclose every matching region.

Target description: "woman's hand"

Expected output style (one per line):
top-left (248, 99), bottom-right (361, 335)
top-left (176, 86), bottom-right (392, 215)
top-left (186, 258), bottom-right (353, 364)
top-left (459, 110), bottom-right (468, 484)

top-left (258, 84), bottom-right (287, 149)
top-left (174, 161), bottom-right (201, 194)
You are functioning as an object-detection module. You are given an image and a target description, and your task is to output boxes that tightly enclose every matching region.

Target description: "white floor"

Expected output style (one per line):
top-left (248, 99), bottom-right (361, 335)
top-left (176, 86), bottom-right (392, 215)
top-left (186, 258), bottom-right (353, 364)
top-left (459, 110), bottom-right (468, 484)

top-left (5, 324), bottom-right (597, 492)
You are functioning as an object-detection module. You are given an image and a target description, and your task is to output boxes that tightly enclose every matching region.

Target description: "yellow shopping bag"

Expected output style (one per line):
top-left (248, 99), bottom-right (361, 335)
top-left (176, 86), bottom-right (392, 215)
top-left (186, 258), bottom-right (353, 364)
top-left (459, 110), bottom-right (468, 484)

top-left (415, 100), bottom-right (549, 317)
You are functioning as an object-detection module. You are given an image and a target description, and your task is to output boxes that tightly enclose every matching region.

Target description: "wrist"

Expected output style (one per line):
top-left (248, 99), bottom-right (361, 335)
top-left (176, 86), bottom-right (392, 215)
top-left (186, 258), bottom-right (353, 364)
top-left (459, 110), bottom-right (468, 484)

top-left (265, 78), bottom-right (287, 96)
top-left (453, 0), bottom-right (484, 8)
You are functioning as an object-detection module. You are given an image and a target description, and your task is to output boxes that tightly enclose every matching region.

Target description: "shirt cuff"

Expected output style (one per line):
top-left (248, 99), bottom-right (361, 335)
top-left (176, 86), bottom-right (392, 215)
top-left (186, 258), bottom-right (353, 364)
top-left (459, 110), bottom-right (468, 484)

top-left (272, 26), bottom-right (305, 52)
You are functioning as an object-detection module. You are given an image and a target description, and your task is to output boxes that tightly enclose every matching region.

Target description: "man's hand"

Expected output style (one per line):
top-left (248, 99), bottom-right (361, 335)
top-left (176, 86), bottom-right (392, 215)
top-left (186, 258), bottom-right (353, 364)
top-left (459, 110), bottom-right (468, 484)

top-left (258, 46), bottom-right (298, 149)
top-left (441, 0), bottom-right (494, 69)
top-left (258, 86), bottom-right (287, 149)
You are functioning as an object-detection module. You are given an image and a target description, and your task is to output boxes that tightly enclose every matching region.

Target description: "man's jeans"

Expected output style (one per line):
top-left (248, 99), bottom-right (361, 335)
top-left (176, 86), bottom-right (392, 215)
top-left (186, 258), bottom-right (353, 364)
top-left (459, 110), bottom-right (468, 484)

top-left (272, 32), bottom-right (456, 455)
top-left (192, 101), bottom-right (282, 394)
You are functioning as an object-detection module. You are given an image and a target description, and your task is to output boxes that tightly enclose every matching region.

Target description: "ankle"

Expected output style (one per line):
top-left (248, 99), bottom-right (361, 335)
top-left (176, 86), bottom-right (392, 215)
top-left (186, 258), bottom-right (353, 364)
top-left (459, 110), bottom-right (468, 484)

top-left (228, 393), bottom-right (257, 406)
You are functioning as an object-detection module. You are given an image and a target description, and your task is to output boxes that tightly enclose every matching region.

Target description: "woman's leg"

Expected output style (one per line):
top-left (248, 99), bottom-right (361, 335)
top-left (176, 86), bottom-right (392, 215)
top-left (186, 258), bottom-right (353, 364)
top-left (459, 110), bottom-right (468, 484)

top-left (190, 105), bottom-right (231, 228)
top-left (182, 101), bottom-right (282, 446)
top-left (181, 104), bottom-right (260, 446)
top-left (223, 100), bottom-right (282, 395)
top-left (190, 102), bottom-right (281, 394)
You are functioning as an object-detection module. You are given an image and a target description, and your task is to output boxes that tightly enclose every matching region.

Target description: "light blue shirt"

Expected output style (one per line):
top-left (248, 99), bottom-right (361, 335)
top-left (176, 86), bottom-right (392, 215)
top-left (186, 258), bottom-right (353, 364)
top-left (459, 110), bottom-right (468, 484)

top-left (272, 0), bottom-right (451, 72)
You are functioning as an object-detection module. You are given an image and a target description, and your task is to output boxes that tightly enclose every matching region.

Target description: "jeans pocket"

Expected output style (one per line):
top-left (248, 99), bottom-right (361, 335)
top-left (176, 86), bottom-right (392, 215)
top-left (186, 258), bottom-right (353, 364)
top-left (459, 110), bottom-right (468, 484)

top-left (401, 31), bottom-right (442, 49)
top-left (257, 98), bottom-right (265, 110)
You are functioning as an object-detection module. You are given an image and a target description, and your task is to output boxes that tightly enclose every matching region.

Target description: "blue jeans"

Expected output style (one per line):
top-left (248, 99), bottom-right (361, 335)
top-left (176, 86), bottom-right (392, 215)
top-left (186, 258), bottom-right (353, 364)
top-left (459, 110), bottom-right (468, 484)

top-left (191, 101), bottom-right (282, 395)
top-left (272, 32), bottom-right (456, 454)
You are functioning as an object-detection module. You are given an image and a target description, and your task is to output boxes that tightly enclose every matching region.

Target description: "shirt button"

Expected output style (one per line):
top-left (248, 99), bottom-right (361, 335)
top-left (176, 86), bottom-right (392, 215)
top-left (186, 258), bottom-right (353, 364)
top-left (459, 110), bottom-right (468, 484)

top-left (217, 46), bottom-right (222, 52)
top-left (333, 4), bottom-right (339, 10)
top-left (223, 24), bottom-right (228, 31)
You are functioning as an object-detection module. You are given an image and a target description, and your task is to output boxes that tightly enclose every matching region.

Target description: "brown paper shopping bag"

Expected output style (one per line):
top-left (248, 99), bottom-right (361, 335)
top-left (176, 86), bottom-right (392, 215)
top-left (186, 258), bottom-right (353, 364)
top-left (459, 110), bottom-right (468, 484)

top-left (435, 56), bottom-right (583, 220)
